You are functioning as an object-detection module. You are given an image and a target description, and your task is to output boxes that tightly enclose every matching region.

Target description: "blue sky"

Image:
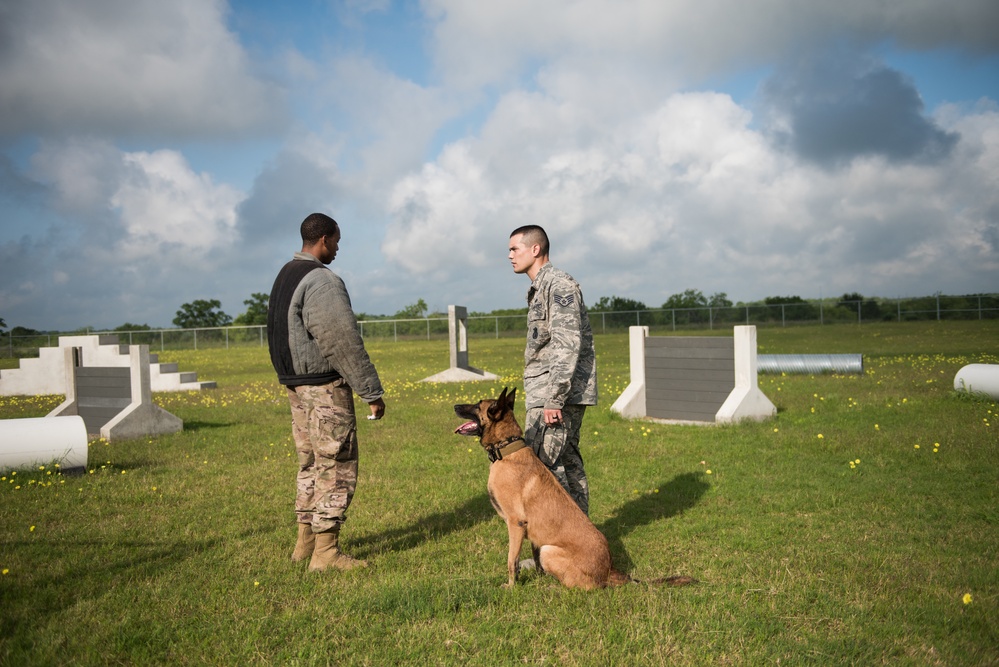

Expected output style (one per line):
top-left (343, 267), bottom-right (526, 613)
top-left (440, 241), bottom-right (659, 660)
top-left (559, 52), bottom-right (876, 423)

top-left (1, 0), bottom-right (997, 331)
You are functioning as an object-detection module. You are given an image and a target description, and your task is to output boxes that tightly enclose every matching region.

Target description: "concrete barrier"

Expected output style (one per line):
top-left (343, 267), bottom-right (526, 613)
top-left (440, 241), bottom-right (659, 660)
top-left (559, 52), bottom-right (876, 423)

top-left (0, 334), bottom-right (215, 396)
top-left (421, 305), bottom-right (498, 382)
top-left (716, 326), bottom-right (778, 424)
top-left (612, 325), bottom-right (776, 424)
top-left (49, 346), bottom-right (183, 442)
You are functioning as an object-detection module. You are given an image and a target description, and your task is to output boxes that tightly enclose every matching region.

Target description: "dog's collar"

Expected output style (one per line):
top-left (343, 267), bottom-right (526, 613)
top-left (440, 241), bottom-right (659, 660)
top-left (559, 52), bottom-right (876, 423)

top-left (485, 436), bottom-right (527, 463)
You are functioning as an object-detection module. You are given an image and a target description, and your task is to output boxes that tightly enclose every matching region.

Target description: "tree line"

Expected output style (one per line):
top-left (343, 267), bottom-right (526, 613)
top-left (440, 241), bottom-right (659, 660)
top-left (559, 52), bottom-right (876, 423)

top-left (2, 290), bottom-right (996, 336)
top-left (160, 289), bottom-right (999, 329)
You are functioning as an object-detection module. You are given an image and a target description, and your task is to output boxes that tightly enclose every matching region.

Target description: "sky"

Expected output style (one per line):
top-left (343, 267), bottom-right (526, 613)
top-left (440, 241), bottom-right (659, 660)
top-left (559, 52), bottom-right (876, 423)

top-left (1, 0), bottom-right (998, 331)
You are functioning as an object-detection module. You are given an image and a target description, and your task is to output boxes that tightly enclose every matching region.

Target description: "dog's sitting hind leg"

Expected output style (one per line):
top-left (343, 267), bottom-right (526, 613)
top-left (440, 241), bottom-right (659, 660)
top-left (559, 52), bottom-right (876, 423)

top-left (531, 543), bottom-right (544, 574)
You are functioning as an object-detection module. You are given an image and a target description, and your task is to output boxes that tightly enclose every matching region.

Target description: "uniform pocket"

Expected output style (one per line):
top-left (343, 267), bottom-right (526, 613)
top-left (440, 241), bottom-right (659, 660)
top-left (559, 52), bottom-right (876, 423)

top-left (526, 303), bottom-right (550, 353)
top-left (313, 404), bottom-right (357, 461)
top-left (528, 299), bottom-right (547, 322)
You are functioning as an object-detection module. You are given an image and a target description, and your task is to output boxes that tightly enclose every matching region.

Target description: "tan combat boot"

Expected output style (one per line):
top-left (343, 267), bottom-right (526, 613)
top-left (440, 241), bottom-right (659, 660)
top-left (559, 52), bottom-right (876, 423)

top-left (291, 523), bottom-right (316, 562)
top-left (308, 529), bottom-right (368, 572)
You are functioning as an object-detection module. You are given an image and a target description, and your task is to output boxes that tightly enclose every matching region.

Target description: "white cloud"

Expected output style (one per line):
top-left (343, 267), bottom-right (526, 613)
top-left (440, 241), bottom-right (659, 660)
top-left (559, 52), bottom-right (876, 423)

top-left (653, 92), bottom-right (768, 182)
top-left (385, 143), bottom-right (494, 274)
top-left (425, 0), bottom-right (999, 89)
top-left (30, 138), bottom-right (124, 214)
top-left (28, 140), bottom-right (245, 261)
top-left (2, 138), bottom-right (257, 328)
top-left (324, 56), bottom-right (464, 183)
top-left (0, 0), bottom-right (285, 138)
top-left (382, 84), bottom-right (999, 304)
top-left (112, 150), bottom-right (244, 258)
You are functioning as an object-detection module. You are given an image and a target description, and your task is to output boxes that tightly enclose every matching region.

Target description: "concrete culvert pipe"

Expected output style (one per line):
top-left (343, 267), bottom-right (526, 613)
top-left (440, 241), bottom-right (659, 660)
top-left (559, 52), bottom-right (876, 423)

top-left (758, 354), bottom-right (864, 374)
top-left (954, 364), bottom-right (999, 400)
top-left (0, 416), bottom-right (88, 473)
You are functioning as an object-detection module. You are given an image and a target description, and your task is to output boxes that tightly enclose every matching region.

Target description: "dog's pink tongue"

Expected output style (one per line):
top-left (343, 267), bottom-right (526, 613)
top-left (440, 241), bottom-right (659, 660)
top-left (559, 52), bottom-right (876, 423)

top-left (455, 421), bottom-right (479, 436)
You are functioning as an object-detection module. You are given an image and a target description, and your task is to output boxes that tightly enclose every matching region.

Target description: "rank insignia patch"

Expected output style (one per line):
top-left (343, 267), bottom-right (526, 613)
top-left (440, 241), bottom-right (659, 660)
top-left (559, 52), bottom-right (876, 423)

top-left (553, 294), bottom-right (575, 308)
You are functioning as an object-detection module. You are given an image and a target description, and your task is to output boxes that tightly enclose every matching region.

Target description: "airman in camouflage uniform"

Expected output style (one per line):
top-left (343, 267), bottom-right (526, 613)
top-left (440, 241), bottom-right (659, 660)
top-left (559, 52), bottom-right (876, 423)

top-left (510, 225), bottom-right (597, 514)
top-left (268, 213), bottom-right (386, 571)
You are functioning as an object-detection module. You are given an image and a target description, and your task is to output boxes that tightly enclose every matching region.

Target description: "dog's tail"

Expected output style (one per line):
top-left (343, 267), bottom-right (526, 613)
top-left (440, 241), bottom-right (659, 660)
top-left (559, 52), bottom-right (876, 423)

top-left (645, 575), bottom-right (698, 586)
top-left (606, 569), bottom-right (633, 587)
top-left (608, 569), bottom-right (698, 588)
top-left (619, 572), bottom-right (698, 587)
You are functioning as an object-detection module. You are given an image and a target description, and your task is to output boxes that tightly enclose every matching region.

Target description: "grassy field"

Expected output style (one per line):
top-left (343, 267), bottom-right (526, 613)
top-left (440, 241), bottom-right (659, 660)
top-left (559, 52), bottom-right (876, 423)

top-left (1, 321), bottom-right (997, 665)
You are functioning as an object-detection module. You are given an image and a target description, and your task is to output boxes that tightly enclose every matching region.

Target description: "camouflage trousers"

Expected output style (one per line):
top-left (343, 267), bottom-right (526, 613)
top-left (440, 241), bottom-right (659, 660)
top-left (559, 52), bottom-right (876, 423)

top-left (524, 404), bottom-right (589, 514)
top-left (287, 379), bottom-right (358, 533)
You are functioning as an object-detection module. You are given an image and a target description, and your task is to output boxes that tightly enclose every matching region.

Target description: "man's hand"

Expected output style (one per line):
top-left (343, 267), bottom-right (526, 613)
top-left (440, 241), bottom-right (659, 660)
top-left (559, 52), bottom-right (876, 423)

top-left (543, 408), bottom-right (562, 426)
top-left (368, 397), bottom-right (386, 420)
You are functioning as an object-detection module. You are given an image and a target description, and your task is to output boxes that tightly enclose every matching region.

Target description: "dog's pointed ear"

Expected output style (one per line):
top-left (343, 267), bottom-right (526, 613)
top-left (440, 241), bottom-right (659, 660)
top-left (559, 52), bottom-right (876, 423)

top-left (489, 387), bottom-right (511, 420)
top-left (506, 387), bottom-right (516, 408)
top-left (499, 386), bottom-right (516, 411)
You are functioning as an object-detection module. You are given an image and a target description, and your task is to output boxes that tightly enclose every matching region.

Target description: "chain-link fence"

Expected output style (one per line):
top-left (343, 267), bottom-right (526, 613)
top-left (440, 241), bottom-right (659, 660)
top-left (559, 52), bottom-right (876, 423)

top-left (592, 293), bottom-right (999, 332)
top-left (2, 294), bottom-right (996, 358)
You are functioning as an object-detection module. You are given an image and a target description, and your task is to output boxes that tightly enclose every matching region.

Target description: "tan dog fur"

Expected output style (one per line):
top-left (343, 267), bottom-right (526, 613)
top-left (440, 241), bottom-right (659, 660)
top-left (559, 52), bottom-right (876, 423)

top-left (454, 387), bottom-right (630, 589)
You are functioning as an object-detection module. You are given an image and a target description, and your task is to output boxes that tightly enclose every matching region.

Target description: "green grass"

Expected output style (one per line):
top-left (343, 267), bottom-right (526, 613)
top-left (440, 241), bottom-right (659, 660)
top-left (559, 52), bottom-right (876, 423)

top-left (1, 321), bottom-right (997, 665)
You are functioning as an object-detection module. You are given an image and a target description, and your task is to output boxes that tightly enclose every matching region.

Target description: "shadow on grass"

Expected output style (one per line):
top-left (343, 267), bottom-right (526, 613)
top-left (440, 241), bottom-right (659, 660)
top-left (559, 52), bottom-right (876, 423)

top-left (596, 471), bottom-right (709, 573)
top-left (348, 473), bottom-right (707, 569)
top-left (0, 527), bottom-right (269, 645)
top-left (351, 493), bottom-right (496, 556)
top-left (182, 420), bottom-right (238, 431)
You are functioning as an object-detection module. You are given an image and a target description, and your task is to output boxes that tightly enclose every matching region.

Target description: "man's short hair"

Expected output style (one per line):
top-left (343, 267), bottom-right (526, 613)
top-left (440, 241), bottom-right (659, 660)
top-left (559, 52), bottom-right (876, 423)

top-left (510, 225), bottom-right (550, 257)
top-left (301, 213), bottom-right (339, 245)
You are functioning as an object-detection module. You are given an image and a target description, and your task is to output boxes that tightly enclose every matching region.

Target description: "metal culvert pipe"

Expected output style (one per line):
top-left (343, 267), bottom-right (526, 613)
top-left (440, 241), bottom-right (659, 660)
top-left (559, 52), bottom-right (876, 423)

top-left (758, 354), bottom-right (864, 374)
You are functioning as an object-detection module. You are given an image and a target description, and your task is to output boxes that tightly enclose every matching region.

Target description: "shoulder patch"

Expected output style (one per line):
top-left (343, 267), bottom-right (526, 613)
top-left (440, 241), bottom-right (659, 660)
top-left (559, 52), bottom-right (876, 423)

top-left (553, 294), bottom-right (575, 308)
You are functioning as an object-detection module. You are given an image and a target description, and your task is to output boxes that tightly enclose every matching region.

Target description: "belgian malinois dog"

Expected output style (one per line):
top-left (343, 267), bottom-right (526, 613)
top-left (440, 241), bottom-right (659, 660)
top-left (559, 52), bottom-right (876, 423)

top-left (453, 387), bottom-right (633, 589)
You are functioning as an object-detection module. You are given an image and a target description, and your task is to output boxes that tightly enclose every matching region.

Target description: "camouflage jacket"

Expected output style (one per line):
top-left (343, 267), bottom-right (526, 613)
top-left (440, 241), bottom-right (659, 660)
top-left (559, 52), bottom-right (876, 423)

top-left (523, 262), bottom-right (598, 410)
